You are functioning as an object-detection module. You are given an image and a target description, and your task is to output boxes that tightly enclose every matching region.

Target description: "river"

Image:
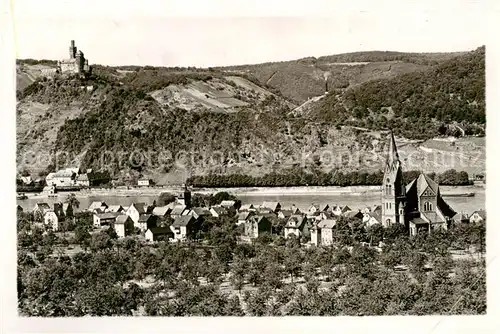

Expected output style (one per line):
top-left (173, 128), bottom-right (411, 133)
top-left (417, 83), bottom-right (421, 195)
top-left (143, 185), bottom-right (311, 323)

top-left (17, 184), bottom-right (485, 215)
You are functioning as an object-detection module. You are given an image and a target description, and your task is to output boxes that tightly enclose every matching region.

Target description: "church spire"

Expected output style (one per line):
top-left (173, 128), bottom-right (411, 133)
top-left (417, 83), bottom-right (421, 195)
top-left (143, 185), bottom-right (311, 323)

top-left (387, 130), bottom-right (399, 165)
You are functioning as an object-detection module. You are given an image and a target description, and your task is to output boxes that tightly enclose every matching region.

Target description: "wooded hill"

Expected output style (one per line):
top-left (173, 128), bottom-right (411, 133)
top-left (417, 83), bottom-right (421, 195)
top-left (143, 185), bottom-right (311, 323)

top-left (16, 47), bottom-right (485, 183)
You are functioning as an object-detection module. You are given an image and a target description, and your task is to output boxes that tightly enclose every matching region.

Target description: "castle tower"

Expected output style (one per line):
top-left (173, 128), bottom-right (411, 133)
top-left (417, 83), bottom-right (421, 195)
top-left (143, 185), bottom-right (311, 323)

top-left (381, 131), bottom-right (406, 227)
top-left (69, 40), bottom-right (76, 59)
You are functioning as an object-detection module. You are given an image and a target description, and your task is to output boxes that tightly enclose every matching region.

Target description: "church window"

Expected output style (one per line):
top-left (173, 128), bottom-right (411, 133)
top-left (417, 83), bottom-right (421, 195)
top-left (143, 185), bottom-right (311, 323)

top-left (424, 201), bottom-right (433, 211)
top-left (388, 184), bottom-right (392, 194)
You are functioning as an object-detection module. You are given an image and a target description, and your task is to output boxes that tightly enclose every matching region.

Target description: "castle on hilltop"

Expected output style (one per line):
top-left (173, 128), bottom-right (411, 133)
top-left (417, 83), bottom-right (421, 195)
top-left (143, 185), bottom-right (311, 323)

top-left (381, 131), bottom-right (456, 236)
top-left (57, 40), bottom-right (91, 76)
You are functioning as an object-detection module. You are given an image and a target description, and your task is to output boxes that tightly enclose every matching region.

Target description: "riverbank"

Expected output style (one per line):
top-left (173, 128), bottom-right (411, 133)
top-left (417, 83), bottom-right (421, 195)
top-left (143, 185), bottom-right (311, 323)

top-left (18, 183), bottom-right (484, 202)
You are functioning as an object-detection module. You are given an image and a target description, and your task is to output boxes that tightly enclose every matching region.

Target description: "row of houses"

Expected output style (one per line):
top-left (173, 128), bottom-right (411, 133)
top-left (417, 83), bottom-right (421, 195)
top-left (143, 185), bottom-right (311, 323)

top-left (23, 195), bottom-right (486, 246)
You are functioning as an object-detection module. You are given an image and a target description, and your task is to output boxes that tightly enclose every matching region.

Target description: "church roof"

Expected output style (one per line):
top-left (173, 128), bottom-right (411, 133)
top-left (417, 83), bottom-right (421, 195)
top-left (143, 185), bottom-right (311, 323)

top-left (405, 173), bottom-right (439, 197)
top-left (421, 212), bottom-right (445, 224)
top-left (416, 174), bottom-right (439, 196)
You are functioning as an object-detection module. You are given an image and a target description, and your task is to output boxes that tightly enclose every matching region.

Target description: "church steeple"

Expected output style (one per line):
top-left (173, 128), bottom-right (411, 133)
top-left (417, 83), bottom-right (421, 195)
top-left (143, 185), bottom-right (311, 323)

top-left (381, 130), bottom-right (406, 227)
top-left (387, 130), bottom-right (399, 166)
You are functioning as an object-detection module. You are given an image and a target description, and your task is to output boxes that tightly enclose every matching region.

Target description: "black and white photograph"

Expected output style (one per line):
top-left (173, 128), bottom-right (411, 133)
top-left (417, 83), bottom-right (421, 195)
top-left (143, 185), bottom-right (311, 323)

top-left (1, 0), bottom-right (496, 330)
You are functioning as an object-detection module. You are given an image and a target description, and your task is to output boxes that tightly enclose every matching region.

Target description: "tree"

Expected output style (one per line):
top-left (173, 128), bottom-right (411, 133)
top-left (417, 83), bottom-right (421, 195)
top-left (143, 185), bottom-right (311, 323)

top-left (74, 225), bottom-right (91, 250)
top-left (157, 192), bottom-right (176, 206)
top-left (65, 193), bottom-right (80, 214)
top-left (90, 231), bottom-right (114, 252)
top-left (284, 247), bottom-right (302, 283)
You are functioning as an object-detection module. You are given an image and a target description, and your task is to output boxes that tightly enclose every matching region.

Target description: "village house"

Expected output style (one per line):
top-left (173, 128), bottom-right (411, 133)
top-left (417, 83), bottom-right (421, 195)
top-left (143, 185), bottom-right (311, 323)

top-left (20, 176), bottom-right (32, 185)
top-left (308, 204), bottom-right (320, 215)
top-left (170, 205), bottom-right (187, 219)
top-left (45, 169), bottom-right (78, 188)
top-left (33, 202), bottom-right (51, 221)
top-left (452, 212), bottom-right (470, 224)
top-left (137, 214), bottom-right (158, 231)
top-left (93, 212), bottom-right (120, 228)
top-left (290, 205), bottom-right (301, 215)
top-left (284, 215), bottom-right (308, 239)
top-left (170, 215), bottom-right (198, 241)
top-left (244, 215), bottom-right (272, 239)
top-left (278, 210), bottom-right (293, 220)
top-left (311, 219), bottom-right (336, 246)
top-left (345, 210), bottom-right (364, 220)
top-left (186, 207), bottom-right (211, 220)
top-left (138, 179), bottom-right (151, 187)
top-left (469, 210), bottom-right (486, 223)
top-left (88, 201), bottom-right (108, 213)
top-left (260, 201), bottom-right (281, 213)
top-left (363, 211), bottom-right (382, 227)
top-left (62, 202), bottom-right (73, 217)
top-left (106, 205), bottom-right (124, 213)
top-left (152, 206), bottom-right (172, 218)
top-left (219, 200), bottom-right (236, 209)
top-left (210, 206), bottom-right (228, 218)
top-left (314, 211), bottom-right (335, 222)
top-left (145, 227), bottom-right (174, 242)
top-left (44, 211), bottom-right (59, 231)
top-left (17, 205), bottom-right (23, 213)
top-left (237, 211), bottom-right (255, 226)
top-left (114, 215), bottom-right (135, 238)
top-left (76, 174), bottom-right (90, 187)
top-left (361, 206), bottom-right (373, 214)
top-left (239, 204), bottom-right (255, 212)
top-left (126, 202), bottom-right (147, 225)
top-left (53, 202), bottom-right (66, 219)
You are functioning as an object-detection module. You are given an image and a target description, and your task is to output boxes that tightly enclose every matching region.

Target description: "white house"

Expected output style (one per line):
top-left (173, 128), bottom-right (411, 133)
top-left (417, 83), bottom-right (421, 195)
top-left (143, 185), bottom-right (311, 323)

top-left (93, 212), bottom-right (120, 228)
top-left (363, 211), bottom-right (382, 227)
top-left (76, 174), bottom-right (90, 187)
top-left (469, 210), bottom-right (486, 223)
top-left (210, 206), bottom-right (228, 218)
top-left (237, 211), bottom-right (255, 226)
top-left (145, 227), bottom-right (173, 242)
top-left (260, 201), bottom-right (281, 213)
top-left (44, 211), bottom-right (59, 231)
top-left (220, 200), bottom-right (236, 209)
top-left (312, 219), bottom-right (336, 246)
top-left (45, 169), bottom-right (77, 187)
top-left (170, 216), bottom-right (197, 241)
top-left (106, 205), bottom-right (124, 213)
top-left (284, 215), bottom-right (307, 239)
top-left (126, 202), bottom-right (147, 225)
top-left (138, 179), bottom-right (150, 186)
top-left (239, 204), bottom-right (255, 212)
top-left (114, 215), bottom-right (135, 238)
top-left (88, 201), bottom-right (108, 213)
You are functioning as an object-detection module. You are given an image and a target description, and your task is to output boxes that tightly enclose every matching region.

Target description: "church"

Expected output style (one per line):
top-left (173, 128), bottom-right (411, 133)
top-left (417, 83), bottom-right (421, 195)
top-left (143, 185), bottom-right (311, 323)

top-left (381, 131), bottom-right (456, 236)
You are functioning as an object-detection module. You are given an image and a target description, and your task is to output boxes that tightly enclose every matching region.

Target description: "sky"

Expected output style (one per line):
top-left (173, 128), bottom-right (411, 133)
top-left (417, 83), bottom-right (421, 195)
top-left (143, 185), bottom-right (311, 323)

top-left (10, 0), bottom-right (492, 67)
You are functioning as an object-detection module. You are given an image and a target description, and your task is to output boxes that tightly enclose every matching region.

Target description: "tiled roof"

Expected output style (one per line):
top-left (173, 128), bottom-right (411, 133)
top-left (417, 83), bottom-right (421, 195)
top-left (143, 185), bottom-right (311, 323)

top-left (138, 214), bottom-right (153, 223)
top-left (152, 206), bottom-right (171, 216)
top-left (115, 215), bottom-right (132, 225)
top-left (317, 219), bottom-right (336, 229)
top-left (171, 205), bottom-right (186, 215)
top-left (95, 212), bottom-right (120, 220)
top-left (172, 215), bottom-right (195, 227)
top-left (148, 227), bottom-right (172, 235)
top-left (239, 204), bottom-right (254, 211)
